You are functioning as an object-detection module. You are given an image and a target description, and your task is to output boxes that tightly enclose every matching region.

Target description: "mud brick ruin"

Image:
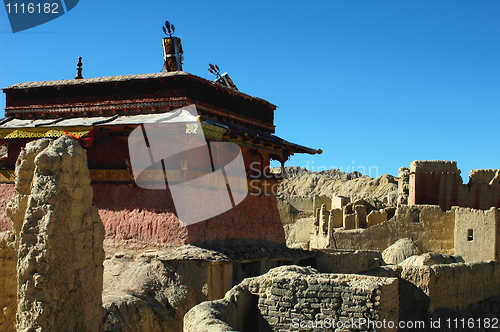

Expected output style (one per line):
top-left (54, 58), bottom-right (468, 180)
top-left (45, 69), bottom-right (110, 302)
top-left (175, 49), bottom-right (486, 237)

top-left (184, 160), bottom-right (500, 331)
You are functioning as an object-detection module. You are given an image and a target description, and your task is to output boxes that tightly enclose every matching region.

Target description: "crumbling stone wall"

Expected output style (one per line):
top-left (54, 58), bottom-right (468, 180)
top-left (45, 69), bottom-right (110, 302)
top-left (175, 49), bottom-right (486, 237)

top-left (182, 284), bottom-right (254, 332)
top-left (5, 136), bottom-right (105, 332)
top-left (184, 265), bottom-right (399, 332)
top-left (278, 197), bottom-right (316, 248)
top-left (313, 195), bottom-right (331, 211)
top-left (367, 209), bottom-right (388, 227)
top-left (408, 161), bottom-right (462, 210)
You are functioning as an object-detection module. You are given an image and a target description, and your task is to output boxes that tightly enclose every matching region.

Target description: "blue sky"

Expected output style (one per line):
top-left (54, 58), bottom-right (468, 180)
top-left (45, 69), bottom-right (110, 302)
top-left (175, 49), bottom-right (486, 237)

top-left (1, 1), bottom-right (499, 180)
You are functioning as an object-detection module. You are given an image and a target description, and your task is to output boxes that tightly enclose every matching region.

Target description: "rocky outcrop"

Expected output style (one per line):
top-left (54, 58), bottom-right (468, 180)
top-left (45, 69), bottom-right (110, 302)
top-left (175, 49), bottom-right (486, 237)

top-left (6, 136), bottom-right (105, 332)
top-left (382, 238), bottom-right (422, 265)
top-left (278, 167), bottom-right (398, 208)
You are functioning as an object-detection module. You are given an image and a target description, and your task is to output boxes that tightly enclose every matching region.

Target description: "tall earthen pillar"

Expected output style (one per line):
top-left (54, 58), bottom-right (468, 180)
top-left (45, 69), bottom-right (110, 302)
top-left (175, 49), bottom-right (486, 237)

top-left (6, 136), bottom-right (104, 332)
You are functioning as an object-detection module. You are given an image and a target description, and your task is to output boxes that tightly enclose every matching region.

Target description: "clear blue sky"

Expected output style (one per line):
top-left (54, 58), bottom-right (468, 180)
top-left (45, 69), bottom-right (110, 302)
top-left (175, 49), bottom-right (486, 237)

top-left (1, 1), bottom-right (499, 180)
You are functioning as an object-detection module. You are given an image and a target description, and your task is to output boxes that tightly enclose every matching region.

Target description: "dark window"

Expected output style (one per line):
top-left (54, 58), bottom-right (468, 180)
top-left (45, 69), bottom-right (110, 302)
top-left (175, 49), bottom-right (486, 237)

top-left (467, 229), bottom-right (474, 241)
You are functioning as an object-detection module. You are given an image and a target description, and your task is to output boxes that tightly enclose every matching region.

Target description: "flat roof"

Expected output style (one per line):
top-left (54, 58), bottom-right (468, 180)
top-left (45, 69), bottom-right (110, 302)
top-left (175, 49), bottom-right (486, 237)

top-left (3, 71), bottom-right (276, 109)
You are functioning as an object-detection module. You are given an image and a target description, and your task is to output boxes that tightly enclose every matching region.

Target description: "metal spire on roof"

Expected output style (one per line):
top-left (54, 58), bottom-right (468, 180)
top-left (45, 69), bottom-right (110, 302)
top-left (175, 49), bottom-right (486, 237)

top-left (75, 57), bottom-right (83, 79)
top-left (162, 21), bottom-right (183, 72)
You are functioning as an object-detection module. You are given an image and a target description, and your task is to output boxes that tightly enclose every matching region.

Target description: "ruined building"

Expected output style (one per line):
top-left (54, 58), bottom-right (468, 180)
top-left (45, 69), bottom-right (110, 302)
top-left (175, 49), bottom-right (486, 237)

top-left (278, 160), bottom-right (500, 262)
top-left (189, 161), bottom-right (500, 332)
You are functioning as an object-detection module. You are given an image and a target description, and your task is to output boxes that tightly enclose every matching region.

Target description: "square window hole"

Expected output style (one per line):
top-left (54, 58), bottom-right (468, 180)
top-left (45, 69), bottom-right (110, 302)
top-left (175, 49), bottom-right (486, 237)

top-left (467, 229), bottom-right (474, 241)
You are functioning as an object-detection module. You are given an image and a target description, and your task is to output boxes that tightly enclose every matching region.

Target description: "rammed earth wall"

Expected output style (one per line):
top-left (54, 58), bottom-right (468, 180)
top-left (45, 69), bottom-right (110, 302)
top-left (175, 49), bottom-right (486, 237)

top-left (0, 231), bottom-right (16, 332)
top-left (0, 184), bottom-right (14, 232)
top-left (400, 260), bottom-right (500, 315)
top-left (333, 204), bottom-right (455, 254)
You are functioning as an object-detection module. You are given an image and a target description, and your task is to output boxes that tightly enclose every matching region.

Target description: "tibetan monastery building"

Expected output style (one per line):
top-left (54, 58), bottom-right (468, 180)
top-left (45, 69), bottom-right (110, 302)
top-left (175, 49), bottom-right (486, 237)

top-left (0, 36), bottom-right (321, 247)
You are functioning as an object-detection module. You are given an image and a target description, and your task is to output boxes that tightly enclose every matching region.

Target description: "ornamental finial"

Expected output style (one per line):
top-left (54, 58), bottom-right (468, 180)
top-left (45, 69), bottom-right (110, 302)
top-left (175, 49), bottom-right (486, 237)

top-left (75, 57), bottom-right (83, 79)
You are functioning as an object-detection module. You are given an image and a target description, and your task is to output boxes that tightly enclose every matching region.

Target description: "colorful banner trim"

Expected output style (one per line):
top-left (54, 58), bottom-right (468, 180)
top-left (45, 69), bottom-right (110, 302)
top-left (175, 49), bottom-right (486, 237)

top-left (0, 127), bottom-right (92, 139)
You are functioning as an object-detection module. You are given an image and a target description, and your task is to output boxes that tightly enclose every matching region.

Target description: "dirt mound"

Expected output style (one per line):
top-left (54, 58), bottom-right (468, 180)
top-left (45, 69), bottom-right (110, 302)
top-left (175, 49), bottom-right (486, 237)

top-left (382, 238), bottom-right (422, 265)
top-left (400, 252), bottom-right (464, 266)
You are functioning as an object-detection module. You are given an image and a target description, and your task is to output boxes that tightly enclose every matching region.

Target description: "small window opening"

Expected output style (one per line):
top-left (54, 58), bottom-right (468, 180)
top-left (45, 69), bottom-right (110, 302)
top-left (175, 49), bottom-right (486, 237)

top-left (467, 229), bottom-right (474, 241)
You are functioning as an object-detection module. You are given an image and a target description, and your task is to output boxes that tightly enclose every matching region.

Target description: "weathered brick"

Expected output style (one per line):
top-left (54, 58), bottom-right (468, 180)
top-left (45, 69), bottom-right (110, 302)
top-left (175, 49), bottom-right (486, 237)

top-left (294, 302), bottom-right (308, 310)
top-left (267, 316), bottom-right (279, 325)
top-left (301, 308), bottom-right (316, 315)
top-left (352, 295), bottom-right (368, 301)
top-left (302, 313), bottom-right (314, 320)
top-left (318, 291), bottom-right (334, 297)
top-left (280, 301), bottom-right (292, 308)
top-left (307, 284), bottom-right (322, 291)
top-left (272, 287), bottom-right (293, 297)
top-left (321, 308), bottom-right (334, 315)
top-left (331, 302), bottom-right (341, 309)
top-left (354, 289), bottom-right (368, 296)
top-left (268, 310), bottom-right (279, 318)
top-left (263, 299), bottom-right (275, 306)
top-left (271, 295), bottom-right (281, 301)
top-left (342, 305), bottom-right (363, 312)
top-left (274, 278), bottom-right (287, 284)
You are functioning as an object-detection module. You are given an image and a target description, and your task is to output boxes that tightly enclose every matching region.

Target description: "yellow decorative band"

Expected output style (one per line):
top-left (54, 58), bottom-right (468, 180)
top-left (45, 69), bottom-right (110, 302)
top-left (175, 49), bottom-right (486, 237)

top-left (0, 127), bottom-right (93, 139)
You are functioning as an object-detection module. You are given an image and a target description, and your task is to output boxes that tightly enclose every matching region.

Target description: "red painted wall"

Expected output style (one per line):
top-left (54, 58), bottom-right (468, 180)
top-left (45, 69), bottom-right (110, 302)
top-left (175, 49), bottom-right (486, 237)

top-left (1, 181), bottom-right (285, 247)
top-left (410, 172), bottom-right (460, 210)
top-left (92, 184), bottom-right (187, 247)
top-left (92, 184), bottom-right (285, 247)
top-left (186, 193), bottom-right (285, 245)
top-left (409, 165), bottom-right (500, 211)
